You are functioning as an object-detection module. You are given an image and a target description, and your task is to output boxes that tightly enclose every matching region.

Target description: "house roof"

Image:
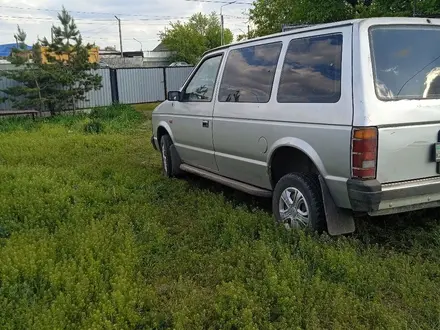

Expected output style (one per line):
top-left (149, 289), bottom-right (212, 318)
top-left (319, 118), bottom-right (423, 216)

top-left (151, 42), bottom-right (170, 52)
top-left (0, 43), bottom-right (32, 57)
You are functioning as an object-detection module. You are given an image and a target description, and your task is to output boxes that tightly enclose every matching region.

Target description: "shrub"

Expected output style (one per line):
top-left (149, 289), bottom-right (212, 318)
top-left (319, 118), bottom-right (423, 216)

top-left (83, 120), bottom-right (104, 134)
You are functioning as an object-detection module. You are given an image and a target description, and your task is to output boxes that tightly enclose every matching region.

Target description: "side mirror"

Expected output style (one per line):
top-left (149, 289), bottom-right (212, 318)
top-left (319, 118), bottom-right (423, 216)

top-left (168, 91), bottom-right (181, 101)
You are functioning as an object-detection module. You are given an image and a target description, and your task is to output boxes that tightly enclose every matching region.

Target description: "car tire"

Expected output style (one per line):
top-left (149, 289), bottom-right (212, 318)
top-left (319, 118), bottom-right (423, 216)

top-left (160, 135), bottom-right (175, 178)
top-left (272, 173), bottom-right (326, 232)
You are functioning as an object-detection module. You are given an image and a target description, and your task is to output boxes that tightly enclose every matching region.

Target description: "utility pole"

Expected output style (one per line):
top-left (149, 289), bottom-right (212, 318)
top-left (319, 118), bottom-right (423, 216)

top-left (115, 16), bottom-right (123, 58)
top-left (133, 38), bottom-right (143, 52)
top-left (220, 1), bottom-right (236, 45)
top-left (413, 0), bottom-right (416, 17)
top-left (221, 15), bottom-right (224, 45)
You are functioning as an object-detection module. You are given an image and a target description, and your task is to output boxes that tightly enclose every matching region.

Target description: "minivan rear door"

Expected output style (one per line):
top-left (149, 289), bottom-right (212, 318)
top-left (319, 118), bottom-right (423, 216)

top-left (361, 22), bottom-right (440, 183)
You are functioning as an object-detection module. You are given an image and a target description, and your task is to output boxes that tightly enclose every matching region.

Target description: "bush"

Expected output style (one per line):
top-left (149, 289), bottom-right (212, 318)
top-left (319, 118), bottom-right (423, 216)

top-left (0, 116), bottom-right (40, 133)
top-left (83, 120), bottom-right (103, 134)
top-left (91, 103), bottom-right (142, 121)
top-left (0, 104), bottom-right (146, 136)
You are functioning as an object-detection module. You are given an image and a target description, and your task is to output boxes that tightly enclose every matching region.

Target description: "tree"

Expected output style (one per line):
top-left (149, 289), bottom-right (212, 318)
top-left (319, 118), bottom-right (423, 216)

top-left (14, 26), bottom-right (27, 50)
top-left (160, 12), bottom-right (233, 65)
top-left (0, 7), bottom-right (102, 114)
top-left (249, 0), bottom-right (440, 37)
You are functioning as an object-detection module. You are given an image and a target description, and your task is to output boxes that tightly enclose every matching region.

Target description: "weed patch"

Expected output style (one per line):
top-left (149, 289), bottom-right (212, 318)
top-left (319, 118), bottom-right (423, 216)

top-left (1, 105), bottom-right (440, 329)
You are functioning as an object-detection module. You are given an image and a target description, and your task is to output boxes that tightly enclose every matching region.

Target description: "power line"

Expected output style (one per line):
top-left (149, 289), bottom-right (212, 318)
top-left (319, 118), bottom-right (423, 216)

top-left (224, 15), bottom-right (248, 19)
top-left (0, 15), bottom-right (112, 24)
top-left (0, 15), bottom-right (194, 25)
top-left (82, 36), bottom-right (160, 41)
top-left (0, 5), bottom-right (195, 18)
top-left (184, 0), bottom-right (253, 4)
top-left (0, 14), bottom-right (245, 24)
top-left (0, 13), bottom-right (192, 21)
top-left (78, 16), bottom-right (191, 21)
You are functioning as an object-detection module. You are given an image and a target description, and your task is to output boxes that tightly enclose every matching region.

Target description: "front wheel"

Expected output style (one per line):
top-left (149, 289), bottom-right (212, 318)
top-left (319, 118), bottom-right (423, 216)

top-left (272, 173), bottom-right (326, 232)
top-left (160, 135), bottom-right (174, 178)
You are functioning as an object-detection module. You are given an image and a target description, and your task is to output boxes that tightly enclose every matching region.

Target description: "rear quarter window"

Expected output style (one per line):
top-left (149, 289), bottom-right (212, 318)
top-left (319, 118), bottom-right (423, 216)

top-left (277, 34), bottom-right (343, 103)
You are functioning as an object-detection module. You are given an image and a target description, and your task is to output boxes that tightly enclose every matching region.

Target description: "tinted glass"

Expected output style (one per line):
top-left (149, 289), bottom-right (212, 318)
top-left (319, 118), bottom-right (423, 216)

top-left (183, 55), bottom-right (222, 102)
top-left (278, 34), bottom-right (343, 103)
top-left (370, 25), bottom-right (440, 100)
top-left (218, 42), bottom-right (282, 103)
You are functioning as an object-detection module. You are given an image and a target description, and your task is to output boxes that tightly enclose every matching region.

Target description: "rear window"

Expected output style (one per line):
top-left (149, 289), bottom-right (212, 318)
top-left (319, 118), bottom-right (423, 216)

top-left (370, 25), bottom-right (440, 100)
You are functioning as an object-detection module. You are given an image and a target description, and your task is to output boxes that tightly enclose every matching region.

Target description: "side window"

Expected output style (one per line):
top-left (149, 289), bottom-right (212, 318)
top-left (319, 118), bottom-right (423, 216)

top-left (218, 42), bottom-right (282, 103)
top-left (277, 34), bottom-right (343, 103)
top-left (183, 55), bottom-right (222, 102)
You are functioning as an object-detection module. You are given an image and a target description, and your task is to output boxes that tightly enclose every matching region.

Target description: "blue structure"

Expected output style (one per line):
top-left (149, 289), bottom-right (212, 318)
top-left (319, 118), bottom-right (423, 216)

top-left (0, 43), bottom-right (32, 57)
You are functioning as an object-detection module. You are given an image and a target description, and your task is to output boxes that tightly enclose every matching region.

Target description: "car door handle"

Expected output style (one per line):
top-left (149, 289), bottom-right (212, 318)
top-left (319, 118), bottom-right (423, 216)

top-left (202, 120), bottom-right (209, 128)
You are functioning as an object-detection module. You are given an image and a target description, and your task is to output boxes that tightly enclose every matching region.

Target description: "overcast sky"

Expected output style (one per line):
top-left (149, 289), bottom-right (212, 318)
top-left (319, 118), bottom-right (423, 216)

top-left (0, 0), bottom-right (252, 51)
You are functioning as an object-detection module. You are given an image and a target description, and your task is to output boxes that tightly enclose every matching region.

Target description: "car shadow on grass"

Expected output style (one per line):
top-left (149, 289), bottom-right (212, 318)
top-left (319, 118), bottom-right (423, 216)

top-left (354, 208), bottom-right (440, 252)
top-left (179, 172), bottom-right (440, 253)
top-left (181, 172), bottom-right (272, 212)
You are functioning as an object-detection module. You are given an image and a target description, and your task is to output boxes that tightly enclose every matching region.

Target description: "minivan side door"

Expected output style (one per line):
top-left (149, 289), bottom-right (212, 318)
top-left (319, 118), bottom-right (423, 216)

top-left (212, 41), bottom-right (284, 189)
top-left (171, 53), bottom-right (223, 172)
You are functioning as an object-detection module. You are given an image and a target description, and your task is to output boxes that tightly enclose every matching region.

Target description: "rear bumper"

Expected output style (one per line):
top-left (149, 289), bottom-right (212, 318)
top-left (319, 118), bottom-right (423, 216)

top-left (347, 177), bottom-right (440, 216)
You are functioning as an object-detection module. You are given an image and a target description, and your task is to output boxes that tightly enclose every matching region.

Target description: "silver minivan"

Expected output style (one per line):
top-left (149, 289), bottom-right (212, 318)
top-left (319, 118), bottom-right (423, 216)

top-left (151, 17), bottom-right (440, 235)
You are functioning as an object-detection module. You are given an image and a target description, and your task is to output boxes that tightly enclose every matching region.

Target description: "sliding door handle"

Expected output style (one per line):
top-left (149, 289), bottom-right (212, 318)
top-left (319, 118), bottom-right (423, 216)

top-left (202, 120), bottom-right (209, 128)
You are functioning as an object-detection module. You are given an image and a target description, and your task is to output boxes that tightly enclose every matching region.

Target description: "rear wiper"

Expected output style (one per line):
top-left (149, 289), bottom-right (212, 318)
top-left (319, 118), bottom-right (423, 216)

top-left (396, 53), bottom-right (440, 97)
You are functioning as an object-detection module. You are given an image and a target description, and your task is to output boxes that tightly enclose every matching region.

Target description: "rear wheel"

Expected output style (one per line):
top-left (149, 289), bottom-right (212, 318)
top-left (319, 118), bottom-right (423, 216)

top-left (272, 173), bottom-right (326, 232)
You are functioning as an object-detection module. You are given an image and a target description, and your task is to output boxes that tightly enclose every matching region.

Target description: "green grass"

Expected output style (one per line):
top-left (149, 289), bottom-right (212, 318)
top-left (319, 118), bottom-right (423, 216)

top-left (1, 103), bottom-right (440, 329)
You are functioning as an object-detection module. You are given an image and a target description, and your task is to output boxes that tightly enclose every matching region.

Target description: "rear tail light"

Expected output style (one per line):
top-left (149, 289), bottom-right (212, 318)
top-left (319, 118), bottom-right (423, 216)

top-left (351, 127), bottom-right (378, 180)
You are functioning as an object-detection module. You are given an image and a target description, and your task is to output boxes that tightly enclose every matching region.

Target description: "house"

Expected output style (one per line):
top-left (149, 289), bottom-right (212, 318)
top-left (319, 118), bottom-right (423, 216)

top-left (0, 43), bottom-right (32, 70)
top-left (143, 42), bottom-right (174, 67)
top-left (99, 49), bottom-right (144, 68)
top-left (0, 43), bottom-right (32, 58)
top-left (40, 46), bottom-right (100, 64)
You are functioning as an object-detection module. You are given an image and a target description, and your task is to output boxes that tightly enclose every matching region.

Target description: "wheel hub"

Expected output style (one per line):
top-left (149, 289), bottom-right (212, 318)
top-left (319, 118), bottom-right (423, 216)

top-left (278, 187), bottom-right (310, 229)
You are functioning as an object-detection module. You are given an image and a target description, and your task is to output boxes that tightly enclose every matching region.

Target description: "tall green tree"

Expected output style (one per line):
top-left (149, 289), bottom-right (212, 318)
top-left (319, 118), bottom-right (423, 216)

top-left (0, 7), bottom-right (102, 114)
top-left (249, 0), bottom-right (440, 37)
top-left (160, 12), bottom-right (233, 65)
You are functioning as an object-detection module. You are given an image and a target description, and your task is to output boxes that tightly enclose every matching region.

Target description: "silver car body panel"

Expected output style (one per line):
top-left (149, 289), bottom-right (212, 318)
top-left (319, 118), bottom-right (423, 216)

top-left (153, 17), bottom-right (440, 214)
top-left (354, 18), bottom-right (440, 184)
top-left (212, 26), bottom-right (353, 208)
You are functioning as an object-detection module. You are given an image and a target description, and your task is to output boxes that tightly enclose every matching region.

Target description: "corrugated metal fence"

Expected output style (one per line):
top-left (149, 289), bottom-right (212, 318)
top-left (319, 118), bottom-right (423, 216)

top-left (0, 76), bottom-right (19, 110)
top-left (117, 68), bottom-right (165, 104)
top-left (165, 66), bottom-right (194, 93)
top-left (77, 69), bottom-right (113, 109)
top-left (0, 66), bottom-right (194, 110)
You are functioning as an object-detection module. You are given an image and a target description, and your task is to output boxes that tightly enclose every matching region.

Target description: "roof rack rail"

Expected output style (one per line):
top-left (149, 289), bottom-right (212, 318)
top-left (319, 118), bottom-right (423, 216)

top-left (281, 23), bottom-right (318, 32)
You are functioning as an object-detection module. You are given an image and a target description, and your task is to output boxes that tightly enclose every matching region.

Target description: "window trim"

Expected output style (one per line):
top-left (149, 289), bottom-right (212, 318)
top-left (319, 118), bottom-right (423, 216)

top-left (181, 53), bottom-right (224, 103)
top-left (276, 32), bottom-right (343, 104)
top-left (217, 41), bottom-right (283, 104)
top-left (368, 24), bottom-right (440, 102)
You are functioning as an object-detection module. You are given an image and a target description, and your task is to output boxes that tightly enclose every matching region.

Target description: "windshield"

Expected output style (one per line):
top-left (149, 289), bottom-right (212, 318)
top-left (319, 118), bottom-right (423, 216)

top-left (370, 25), bottom-right (440, 100)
